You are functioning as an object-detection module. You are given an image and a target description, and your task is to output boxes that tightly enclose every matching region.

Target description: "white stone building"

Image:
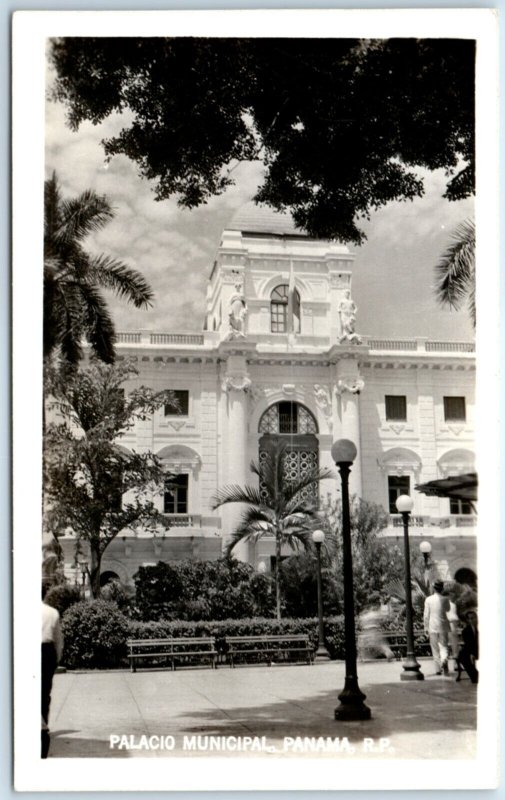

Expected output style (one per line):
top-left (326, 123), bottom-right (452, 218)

top-left (60, 204), bottom-right (477, 589)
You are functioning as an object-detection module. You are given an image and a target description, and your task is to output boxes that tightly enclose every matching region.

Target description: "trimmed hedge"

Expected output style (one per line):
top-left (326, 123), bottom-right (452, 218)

top-left (60, 600), bottom-right (347, 668)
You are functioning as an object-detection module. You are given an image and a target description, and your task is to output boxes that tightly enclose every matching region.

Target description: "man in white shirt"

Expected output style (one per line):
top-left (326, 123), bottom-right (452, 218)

top-left (423, 580), bottom-right (450, 676)
top-left (42, 583), bottom-right (64, 758)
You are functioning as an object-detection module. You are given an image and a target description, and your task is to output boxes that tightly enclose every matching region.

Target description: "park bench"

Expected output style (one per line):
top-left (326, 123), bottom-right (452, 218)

top-left (384, 630), bottom-right (432, 660)
top-left (224, 634), bottom-right (313, 668)
top-left (127, 637), bottom-right (218, 672)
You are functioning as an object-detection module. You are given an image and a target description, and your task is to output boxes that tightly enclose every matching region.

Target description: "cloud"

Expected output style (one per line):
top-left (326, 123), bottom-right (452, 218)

top-left (45, 90), bottom-right (474, 340)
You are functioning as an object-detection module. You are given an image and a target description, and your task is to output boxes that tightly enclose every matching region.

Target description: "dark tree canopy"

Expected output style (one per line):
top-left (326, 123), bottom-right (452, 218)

top-left (51, 37), bottom-right (475, 244)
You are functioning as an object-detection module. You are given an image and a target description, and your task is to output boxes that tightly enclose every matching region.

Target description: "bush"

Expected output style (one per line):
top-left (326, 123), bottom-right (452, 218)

top-left (101, 579), bottom-right (135, 613)
top-left (61, 600), bottom-right (130, 669)
top-left (44, 583), bottom-right (82, 617)
top-left (133, 558), bottom-right (274, 621)
top-left (60, 607), bottom-right (347, 668)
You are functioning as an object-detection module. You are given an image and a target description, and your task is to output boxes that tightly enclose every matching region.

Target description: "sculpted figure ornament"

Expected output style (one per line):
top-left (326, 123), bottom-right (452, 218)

top-left (338, 289), bottom-right (362, 344)
top-left (227, 282), bottom-right (247, 339)
top-left (222, 374), bottom-right (252, 393)
top-left (313, 384), bottom-right (333, 430)
top-left (335, 377), bottom-right (365, 395)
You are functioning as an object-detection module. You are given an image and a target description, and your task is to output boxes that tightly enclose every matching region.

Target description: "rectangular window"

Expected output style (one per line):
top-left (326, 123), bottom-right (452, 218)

top-left (443, 396), bottom-right (466, 422)
top-left (449, 498), bottom-right (472, 515)
top-left (271, 303), bottom-right (287, 333)
top-left (278, 401), bottom-right (297, 434)
top-left (388, 475), bottom-right (410, 513)
top-left (385, 395), bottom-right (407, 421)
top-left (164, 390), bottom-right (189, 417)
top-left (164, 474), bottom-right (188, 514)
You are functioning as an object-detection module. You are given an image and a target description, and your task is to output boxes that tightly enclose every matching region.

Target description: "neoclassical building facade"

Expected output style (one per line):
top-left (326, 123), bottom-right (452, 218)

top-left (60, 204), bottom-right (477, 588)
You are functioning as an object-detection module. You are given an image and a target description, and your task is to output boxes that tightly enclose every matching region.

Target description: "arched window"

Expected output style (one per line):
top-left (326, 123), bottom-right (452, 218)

top-left (259, 402), bottom-right (317, 435)
top-left (270, 284), bottom-right (301, 333)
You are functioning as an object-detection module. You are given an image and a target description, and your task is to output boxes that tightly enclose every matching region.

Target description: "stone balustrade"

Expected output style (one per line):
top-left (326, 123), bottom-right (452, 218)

top-left (115, 331), bottom-right (475, 354)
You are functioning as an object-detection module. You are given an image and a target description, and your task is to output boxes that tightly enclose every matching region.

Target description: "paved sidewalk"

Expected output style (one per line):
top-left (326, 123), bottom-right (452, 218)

top-left (48, 659), bottom-right (477, 759)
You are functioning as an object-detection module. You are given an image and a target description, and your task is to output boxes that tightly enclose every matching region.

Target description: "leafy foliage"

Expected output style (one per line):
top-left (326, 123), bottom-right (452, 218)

top-left (316, 494), bottom-right (409, 613)
top-left (44, 172), bottom-right (153, 366)
top-left (44, 582), bottom-right (82, 617)
top-left (44, 359), bottom-right (176, 596)
top-left (212, 441), bottom-right (332, 619)
top-left (51, 38), bottom-right (474, 244)
top-left (133, 558), bottom-right (276, 621)
top-left (61, 600), bottom-right (131, 668)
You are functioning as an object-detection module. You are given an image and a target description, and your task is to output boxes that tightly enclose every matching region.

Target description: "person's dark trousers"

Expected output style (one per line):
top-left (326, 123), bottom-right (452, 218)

top-left (457, 651), bottom-right (479, 683)
top-left (41, 643), bottom-right (57, 758)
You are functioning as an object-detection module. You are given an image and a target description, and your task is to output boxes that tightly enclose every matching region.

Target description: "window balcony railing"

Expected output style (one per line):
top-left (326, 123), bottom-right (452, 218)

top-left (163, 514), bottom-right (201, 528)
top-left (390, 514), bottom-right (427, 528)
top-left (454, 515), bottom-right (477, 527)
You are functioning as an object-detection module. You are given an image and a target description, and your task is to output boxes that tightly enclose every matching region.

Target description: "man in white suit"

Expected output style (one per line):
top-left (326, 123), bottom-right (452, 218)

top-left (424, 580), bottom-right (450, 676)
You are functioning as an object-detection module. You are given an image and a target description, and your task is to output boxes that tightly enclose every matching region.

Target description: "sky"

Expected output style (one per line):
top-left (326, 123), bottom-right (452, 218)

top-left (45, 68), bottom-right (475, 342)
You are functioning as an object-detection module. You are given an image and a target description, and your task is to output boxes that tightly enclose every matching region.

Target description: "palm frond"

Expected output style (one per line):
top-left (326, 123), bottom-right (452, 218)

top-left (435, 218), bottom-right (475, 326)
top-left (211, 484), bottom-right (264, 510)
top-left (283, 466), bottom-right (334, 507)
top-left (57, 190), bottom-right (114, 243)
top-left (79, 283), bottom-right (116, 363)
top-left (225, 525), bottom-right (268, 557)
top-left (87, 255), bottom-right (154, 308)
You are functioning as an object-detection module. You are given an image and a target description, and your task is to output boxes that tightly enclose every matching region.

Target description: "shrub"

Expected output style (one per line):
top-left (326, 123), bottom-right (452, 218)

top-left (61, 600), bottom-right (130, 669)
top-left (101, 579), bottom-right (135, 613)
top-left (133, 558), bottom-right (272, 621)
top-left (44, 583), bottom-right (82, 617)
top-left (61, 610), bottom-right (347, 668)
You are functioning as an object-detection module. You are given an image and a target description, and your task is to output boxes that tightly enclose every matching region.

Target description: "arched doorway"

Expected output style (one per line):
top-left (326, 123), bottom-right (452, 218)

top-left (100, 570), bottom-right (120, 588)
top-left (454, 567), bottom-right (477, 589)
top-left (258, 401), bottom-right (319, 505)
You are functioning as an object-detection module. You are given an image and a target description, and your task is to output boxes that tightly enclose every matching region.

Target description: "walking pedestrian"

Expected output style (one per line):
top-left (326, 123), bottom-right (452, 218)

top-left (446, 592), bottom-right (461, 671)
top-left (456, 609), bottom-right (479, 684)
top-left (358, 605), bottom-right (395, 662)
top-left (42, 582), bottom-right (64, 758)
top-left (423, 580), bottom-right (450, 676)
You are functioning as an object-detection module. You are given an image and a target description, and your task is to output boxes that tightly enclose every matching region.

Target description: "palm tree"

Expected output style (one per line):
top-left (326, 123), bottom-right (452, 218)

top-left (212, 443), bottom-right (333, 619)
top-left (435, 218), bottom-right (475, 327)
top-left (44, 172), bottom-right (154, 366)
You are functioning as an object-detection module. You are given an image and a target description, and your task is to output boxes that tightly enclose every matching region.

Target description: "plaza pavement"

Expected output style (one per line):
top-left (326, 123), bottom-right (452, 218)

top-left (47, 658), bottom-right (477, 760)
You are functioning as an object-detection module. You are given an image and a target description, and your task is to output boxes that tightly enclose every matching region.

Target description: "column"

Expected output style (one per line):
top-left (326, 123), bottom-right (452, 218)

top-left (220, 352), bottom-right (251, 561)
top-left (334, 359), bottom-right (364, 497)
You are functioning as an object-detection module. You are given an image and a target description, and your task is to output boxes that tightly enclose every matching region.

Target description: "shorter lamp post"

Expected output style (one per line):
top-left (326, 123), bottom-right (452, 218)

top-left (332, 439), bottom-right (371, 720)
top-left (311, 529), bottom-right (330, 661)
top-left (419, 540), bottom-right (433, 587)
top-left (78, 559), bottom-right (89, 599)
top-left (257, 560), bottom-right (267, 575)
top-left (396, 495), bottom-right (424, 681)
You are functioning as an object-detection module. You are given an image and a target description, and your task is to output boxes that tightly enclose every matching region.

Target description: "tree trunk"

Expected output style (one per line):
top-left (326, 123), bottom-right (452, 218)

top-left (275, 535), bottom-right (282, 621)
top-left (90, 543), bottom-right (102, 598)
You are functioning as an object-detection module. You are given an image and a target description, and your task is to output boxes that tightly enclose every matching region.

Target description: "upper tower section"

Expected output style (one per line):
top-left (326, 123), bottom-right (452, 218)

top-left (206, 202), bottom-right (356, 346)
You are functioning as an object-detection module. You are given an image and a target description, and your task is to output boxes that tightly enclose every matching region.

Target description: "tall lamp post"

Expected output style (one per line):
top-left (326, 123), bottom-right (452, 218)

top-left (78, 559), bottom-right (89, 600)
top-left (419, 540), bottom-right (433, 588)
top-left (396, 495), bottom-right (424, 681)
top-left (312, 530), bottom-right (330, 661)
top-left (331, 439), bottom-right (371, 721)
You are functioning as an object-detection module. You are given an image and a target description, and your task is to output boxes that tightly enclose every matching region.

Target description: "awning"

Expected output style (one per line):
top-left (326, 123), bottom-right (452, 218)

top-left (415, 472), bottom-right (478, 502)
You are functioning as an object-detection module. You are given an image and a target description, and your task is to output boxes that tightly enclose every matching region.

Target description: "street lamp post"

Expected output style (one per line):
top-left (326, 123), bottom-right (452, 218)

top-left (311, 529), bottom-right (330, 661)
top-left (78, 559), bottom-right (89, 600)
top-left (419, 540), bottom-right (433, 588)
top-left (331, 439), bottom-right (371, 721)
top-left (396, 495), bottom-right (424, 681)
